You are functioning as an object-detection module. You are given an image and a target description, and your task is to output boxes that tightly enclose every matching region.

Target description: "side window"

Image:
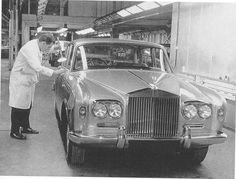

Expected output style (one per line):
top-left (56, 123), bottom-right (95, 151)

top-left (72, 47), bottom-right (82, 71)
top-left (65, 45), bottom-right (70, 59)
top-left (137, 48), bottom-right (152, 66)
top-left (63, 44), bottom-right (74, 69)
top-left (67, 44), bottom-right (74, 66)
top-left (142, 48), bottom-right (151, 64)
top-left (154, 48), bottom-right (172, 72)
top-left (163, 52), bottom-right (172, 73)
top-left (153, 48), bottom-right (161, 69)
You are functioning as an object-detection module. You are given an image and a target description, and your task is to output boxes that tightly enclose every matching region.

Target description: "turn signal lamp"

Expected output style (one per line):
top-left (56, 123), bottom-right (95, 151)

top-left (217, 107), bottom-right (225, 122)
top-left (79, 106), bottom-right (86, 116)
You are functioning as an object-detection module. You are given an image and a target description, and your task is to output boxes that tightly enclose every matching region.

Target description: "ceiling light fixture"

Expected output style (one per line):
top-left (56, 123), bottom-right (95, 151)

top-left (37, 22), bottom-right (43, 33)
top-left (126, 5), bottom-right (143, 14)
top-left (117, 9), bottom-right (131, 17)
top-left (56, 24), bottom-right (68, 34)
top-left (137, 2), bottom-right (160, 10)
top-left (158, 1), bottom-right (175, 6)
top-left (75, 28), bottom-right (95, 35)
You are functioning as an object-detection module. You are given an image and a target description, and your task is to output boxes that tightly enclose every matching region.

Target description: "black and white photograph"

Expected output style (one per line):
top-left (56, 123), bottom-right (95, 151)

top-left (0, 0), bottom-right (235, 178)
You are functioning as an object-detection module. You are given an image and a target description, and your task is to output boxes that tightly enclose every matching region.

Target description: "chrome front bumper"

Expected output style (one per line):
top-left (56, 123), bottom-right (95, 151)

top-left (68, 126), bottom-right (227, 149)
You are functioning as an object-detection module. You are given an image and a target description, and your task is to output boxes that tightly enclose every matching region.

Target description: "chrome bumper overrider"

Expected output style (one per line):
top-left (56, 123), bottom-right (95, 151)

top-left (69, 126), bottom-right (227, 149)
top-left (180, 125), bottom-right (227, 148)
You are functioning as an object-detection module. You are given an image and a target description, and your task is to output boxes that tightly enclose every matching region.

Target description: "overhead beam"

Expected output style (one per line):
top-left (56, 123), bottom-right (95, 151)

top-left (22, 14), bottom-right (96, 28)
top-left (126, 19), bottom-right (169, 26)
top-left (114, 25), bottom-right (169, 34)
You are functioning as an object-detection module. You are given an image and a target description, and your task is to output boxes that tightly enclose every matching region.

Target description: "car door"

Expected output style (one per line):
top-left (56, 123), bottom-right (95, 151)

top-left (59, 45), bottom-right (85, 124)
top-left (55, 43), bottom-right (74, 114)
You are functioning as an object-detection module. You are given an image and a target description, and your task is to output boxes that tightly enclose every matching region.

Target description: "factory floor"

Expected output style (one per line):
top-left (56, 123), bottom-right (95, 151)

top-left (0, 58), bottom-right (235, 177)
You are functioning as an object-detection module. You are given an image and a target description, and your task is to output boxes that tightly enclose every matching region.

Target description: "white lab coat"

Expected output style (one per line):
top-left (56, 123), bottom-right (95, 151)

top-left (9, 39), bottom-right (54, 109)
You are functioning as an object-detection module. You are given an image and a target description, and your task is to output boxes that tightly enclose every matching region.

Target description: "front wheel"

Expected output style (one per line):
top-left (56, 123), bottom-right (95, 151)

top-left (54, 101), bottom-right (60, 121)
top-left (66, 125), bottom-right (86, 165)
top-left (180, 147), bottom-right (209, 164)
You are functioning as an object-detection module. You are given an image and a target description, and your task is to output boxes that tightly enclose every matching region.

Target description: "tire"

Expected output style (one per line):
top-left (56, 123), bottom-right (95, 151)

top-left (54, 101), bottom-right (60, 121)
top-left (180, 147), bottom-right (209, 164)
top-left (66, 124), bottom-right (86, 165)
top-left (59, 103), bottom-right (67, 150)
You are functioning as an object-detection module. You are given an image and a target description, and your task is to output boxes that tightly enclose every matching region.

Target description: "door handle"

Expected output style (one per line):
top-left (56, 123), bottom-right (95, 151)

top-left (51, 83), bottom-right (55, 91)
top-left (62, 84), bottom-right (66, 89)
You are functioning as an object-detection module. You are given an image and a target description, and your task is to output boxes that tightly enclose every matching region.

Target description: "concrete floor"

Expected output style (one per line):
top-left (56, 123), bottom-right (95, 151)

top-left (0, 60), bottom-right (73, 176)
top-left (0, 58), bottom-right (235, 177)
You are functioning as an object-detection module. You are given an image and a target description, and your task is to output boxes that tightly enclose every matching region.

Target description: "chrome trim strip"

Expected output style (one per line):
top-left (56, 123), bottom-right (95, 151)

top-left (68, 131), bottom-right (227, 149)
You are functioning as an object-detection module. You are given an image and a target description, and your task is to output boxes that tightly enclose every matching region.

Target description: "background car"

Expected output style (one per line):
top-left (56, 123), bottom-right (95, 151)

top-left (49, 40), bottom-right (69, 67)
top-left (53, 38), bottom-right (227, 165)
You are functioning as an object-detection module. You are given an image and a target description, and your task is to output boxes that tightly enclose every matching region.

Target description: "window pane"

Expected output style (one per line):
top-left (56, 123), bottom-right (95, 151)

top-left (73, 47), bottom-right (82, 71)
top-left (82, 43), bottom-right (171, 72)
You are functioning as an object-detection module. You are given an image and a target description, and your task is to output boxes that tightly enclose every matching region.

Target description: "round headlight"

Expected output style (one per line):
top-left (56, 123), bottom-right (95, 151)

top-left (108, 103), bottom-right (122, 118)
top-left (182, 104), bottom-right (197, 120)
top-left (198, 104), bottom-right (212, 119)
top-left (92, 103), bottom-right (107, 118)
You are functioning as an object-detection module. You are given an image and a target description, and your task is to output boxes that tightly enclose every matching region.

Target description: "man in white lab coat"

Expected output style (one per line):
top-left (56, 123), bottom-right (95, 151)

top-left (9, 33), bottom-right (66, 140)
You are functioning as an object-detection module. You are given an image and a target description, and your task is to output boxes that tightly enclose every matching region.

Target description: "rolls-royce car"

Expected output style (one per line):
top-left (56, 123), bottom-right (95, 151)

top-left (53, 38), bottom-right (227, 165)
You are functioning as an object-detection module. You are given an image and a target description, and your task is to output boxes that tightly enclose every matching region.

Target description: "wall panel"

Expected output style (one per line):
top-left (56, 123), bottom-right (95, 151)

top-left (68, 1), bottom-right (139, 18)
top-left (172, 2), bottom-right (236, 82)
top-left (68, 1), bottom-right (97, 17)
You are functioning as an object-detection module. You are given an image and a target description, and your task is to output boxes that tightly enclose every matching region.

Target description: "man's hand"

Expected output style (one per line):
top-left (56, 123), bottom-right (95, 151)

top-left (53, 66), bottom-right (67, 75)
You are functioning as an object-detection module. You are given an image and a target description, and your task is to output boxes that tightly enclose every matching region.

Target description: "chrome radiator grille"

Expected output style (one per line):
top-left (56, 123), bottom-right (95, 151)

top-left (126, 95), bottom-right (179, 138)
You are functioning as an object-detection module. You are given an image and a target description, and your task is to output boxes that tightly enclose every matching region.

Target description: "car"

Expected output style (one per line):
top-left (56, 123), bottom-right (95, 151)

top-left (48, 40), bottom-right (69, 67)
top-left (53, 38), bottom-right (227, 165)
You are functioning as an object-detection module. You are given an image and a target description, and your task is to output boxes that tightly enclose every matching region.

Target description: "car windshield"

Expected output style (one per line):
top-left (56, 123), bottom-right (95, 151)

top-left (81, 43), bottom-right (172, 72)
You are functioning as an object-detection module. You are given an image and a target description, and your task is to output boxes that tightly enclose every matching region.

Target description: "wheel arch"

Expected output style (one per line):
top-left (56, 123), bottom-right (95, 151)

top-left (60, 96), bottom-right (76, 128)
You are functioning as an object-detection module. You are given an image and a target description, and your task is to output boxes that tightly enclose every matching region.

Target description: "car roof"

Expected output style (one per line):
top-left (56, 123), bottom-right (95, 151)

top-left (71, 38), bottom-right (164, 48)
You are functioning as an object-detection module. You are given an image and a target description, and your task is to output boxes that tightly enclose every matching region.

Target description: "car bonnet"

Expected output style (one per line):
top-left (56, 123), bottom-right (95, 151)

top-left (78, 69), bottom-right (212, 103)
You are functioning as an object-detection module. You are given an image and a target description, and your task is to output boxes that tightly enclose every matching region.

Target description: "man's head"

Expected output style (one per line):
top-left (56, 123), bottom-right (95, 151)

top-left (38, 33), bottom-right (55, 53)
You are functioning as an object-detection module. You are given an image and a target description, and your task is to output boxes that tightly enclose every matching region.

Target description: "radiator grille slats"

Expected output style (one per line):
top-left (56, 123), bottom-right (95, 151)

top-left (127, 96), bottom-right (179, 138)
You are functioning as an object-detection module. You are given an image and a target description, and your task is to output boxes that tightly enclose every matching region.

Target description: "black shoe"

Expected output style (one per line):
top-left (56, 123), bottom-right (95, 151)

top-left (10, 132), bottom-right (26, 140)
top-left (22, 128), bottom-right (39, 134)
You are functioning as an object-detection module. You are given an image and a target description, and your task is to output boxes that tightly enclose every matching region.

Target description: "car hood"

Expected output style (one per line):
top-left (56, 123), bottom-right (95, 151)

top-left (78, 69), bottom-right (213, 103)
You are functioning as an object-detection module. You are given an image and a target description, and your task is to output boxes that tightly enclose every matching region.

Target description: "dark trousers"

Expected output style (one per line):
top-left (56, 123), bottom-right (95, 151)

top-left (11, 106), bottom-right (31, 133)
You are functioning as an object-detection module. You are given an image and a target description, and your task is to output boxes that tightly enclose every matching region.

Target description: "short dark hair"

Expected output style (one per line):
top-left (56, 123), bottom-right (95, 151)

top-left (38, 33), bottom-right (55, 45)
